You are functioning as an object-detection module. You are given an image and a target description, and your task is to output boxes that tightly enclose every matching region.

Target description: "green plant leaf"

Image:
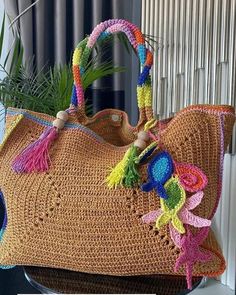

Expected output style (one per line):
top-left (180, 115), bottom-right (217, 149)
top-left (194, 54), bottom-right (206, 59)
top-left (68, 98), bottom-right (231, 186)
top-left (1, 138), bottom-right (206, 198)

top-left (0, 23), bottom-right (141, 116)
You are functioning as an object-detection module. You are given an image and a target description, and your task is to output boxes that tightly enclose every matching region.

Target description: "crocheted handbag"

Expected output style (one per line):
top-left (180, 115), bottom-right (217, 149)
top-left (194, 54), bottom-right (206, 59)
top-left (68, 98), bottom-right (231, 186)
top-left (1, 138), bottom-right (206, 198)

top-left (0, 19), bottom-right (235, 290)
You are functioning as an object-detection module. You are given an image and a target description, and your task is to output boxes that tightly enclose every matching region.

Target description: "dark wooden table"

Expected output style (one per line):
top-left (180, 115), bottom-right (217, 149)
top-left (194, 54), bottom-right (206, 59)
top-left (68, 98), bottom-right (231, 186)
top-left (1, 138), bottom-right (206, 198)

top-left (23, 266), bottom-right (203, 295)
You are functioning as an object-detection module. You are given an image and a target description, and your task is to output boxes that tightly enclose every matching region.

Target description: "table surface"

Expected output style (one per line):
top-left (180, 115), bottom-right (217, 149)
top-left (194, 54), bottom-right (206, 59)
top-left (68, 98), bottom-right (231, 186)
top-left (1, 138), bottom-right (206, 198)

top-left (23, 266), bottom-right (203, 295)
top-left (0, 266), bottom-right (234, 295)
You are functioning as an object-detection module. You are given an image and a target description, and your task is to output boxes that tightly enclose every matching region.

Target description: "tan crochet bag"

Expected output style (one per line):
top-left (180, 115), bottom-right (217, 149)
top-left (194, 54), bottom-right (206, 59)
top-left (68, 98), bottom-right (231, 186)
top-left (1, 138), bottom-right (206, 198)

top-left (0, 19), bottom-right (235, 290)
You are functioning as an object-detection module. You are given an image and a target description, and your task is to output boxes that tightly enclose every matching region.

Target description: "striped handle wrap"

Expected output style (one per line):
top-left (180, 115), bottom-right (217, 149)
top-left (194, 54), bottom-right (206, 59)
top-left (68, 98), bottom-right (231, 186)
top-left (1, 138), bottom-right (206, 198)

top-left (70, 19), bottom-right (153, 114)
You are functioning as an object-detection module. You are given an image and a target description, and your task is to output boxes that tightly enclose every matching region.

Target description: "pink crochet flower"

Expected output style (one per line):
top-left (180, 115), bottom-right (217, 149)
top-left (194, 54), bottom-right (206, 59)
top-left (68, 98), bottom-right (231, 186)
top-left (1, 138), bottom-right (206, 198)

top-left (142, 191), bottom-right (211, 228)
top-left (174, 162), bottom-right (208, 192)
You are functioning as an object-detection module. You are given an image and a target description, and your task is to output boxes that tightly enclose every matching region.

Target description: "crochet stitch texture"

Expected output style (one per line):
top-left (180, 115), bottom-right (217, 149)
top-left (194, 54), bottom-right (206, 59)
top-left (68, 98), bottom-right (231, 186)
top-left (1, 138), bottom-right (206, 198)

top-left (0, 19), bottom-right (235, 290)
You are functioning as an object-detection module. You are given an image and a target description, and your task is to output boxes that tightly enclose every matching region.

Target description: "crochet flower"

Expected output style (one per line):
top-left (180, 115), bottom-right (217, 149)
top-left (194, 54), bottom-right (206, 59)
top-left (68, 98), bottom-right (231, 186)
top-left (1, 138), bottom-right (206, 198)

top-left (174, 162), bottom-right (208, 192)
top-left (142, 190), bottom-right (211, 233)
top-left (170, 225), bottom-right (212, 290)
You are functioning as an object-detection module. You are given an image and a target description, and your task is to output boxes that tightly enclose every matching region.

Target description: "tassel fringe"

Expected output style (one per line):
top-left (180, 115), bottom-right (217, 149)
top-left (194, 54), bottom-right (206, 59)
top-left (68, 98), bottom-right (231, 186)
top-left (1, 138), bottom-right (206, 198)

top-left (12, 126), bottom-right (58, 173)
top-left (123, 145), bottom-right (140, 188)
top-left (106, 145), bottom-right (140, 189)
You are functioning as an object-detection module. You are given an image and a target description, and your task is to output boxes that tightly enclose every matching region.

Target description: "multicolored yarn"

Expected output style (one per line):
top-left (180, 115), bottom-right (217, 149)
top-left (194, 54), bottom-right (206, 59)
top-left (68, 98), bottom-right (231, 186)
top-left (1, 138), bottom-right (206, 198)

top-left (141, 148), bottom-right (212, 286)
top-left (142, 191), bottom-right (211, 230)
top-left (70, 19), bottom-right (153, 109)
top-left (170, 225), bottom-right (212, 290)
top-left (174, 162), bottom-right (208, 192)
top-left (1, 18), bottom-right (233, 283)
top-left (10, 19), bottom-right (153, 175)
top-left (141, 151), bottom-right (174, 199)
top-left (0, 114), bottom-right (23, 152)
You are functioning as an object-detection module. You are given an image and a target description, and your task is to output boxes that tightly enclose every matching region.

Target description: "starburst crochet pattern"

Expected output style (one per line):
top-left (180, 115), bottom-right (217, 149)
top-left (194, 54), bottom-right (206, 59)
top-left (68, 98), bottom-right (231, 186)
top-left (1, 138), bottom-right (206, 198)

top-left (170, 225), bottom-right (212, 290)
top-left (142, 191), bottom-right (211, 231)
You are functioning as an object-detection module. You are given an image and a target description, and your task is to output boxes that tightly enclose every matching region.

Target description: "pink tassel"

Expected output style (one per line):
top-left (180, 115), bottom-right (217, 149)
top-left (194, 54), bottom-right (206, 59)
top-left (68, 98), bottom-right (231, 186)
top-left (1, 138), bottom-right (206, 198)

top-left (12, 127), bottom-right (58, 173)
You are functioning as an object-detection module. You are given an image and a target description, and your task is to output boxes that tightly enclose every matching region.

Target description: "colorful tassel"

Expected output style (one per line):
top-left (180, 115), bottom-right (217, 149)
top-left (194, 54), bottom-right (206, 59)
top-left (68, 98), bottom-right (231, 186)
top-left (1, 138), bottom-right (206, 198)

top-left (12, 126), bottom-right (58, 173)
top-left (106, 144), bottom-right (141, 188)
top-left (123, 145), bottom-right (140, 188)
top-left (12, 110), bottom-right (69, 173)
top-left (106, 146), bottom-right (134, 189)
top-left (106, 129), bottom-right (151, 188)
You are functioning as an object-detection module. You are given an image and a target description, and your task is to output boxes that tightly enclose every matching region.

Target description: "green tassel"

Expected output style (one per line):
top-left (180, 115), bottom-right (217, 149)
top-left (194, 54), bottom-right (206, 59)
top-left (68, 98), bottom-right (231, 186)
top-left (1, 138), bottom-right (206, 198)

top-left (106, 147), bottom-right (132, 189)
top-left (123, 145), bottom-right (140, 188)
top-left (106, 144), bottom-right (140, 189)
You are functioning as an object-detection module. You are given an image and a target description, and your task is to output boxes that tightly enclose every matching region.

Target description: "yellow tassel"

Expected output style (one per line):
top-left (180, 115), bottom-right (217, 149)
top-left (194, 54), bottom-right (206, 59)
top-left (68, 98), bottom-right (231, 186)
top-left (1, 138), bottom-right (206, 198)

top-left (106, 147), bottom-right (133, 189)
top-left (106, 118), bottom-right (158, 189)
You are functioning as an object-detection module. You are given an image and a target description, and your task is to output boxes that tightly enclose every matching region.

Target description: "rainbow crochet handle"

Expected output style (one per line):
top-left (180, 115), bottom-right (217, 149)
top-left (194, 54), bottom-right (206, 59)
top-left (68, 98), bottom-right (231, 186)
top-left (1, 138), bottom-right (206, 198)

top-left (11, 19), bottom-right (155, 174)
top-left (71, 19), bottom-right (153, 121)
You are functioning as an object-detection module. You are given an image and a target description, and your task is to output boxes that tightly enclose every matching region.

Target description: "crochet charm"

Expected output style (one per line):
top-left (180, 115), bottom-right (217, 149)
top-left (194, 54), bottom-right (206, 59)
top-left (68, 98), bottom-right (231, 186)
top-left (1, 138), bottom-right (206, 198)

top-left (170, 225), bottom-right (212, 290)
top-left (175, 162), bottom-right (208, 192)
top-left (141, 151), bottom-right (174, 199)
top-left (142, 190), bottom-right (211, 232)
top-left (141, 151), bottom-right (210, 233)
top-left (141, 149), bottom-right (211, 289)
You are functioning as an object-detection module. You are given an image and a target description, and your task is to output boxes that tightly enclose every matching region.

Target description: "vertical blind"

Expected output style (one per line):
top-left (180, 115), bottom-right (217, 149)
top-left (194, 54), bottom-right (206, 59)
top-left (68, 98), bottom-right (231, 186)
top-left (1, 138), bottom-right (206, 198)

top-left (141, 0), bottom-right (235, 152)
top-left (141, 0), bottom-right (235, 290)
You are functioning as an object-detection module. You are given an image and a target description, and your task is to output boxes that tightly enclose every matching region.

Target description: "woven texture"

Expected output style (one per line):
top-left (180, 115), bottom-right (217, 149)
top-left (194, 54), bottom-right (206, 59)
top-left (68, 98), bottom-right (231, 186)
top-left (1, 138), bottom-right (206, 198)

top-left (0, 104), bottom-right (234, 278)
top-left (0, 19), bottom-right (235, 286)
